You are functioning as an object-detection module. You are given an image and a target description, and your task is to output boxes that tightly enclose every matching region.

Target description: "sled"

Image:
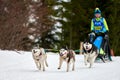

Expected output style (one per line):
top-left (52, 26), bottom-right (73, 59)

top-left (93, 36), bottom-right (103, 50)
top-left (89, 32), bottom-right (112, 61)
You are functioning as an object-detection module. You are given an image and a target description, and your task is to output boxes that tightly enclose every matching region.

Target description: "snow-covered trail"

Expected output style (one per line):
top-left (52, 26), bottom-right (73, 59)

top-left (0, 50), bottom-right (120, 80)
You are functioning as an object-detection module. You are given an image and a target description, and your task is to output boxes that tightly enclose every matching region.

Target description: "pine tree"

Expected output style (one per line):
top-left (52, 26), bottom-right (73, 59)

top-left (50, 0), bottom-right (120, 55)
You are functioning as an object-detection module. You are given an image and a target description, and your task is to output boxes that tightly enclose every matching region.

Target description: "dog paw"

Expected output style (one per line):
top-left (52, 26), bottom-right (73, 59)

top-left (72, 68), bottom-right (75, 71)
top-left (58, 68), bottom-right (60, 69)
top-left (66, 70), bottom-right (69, 72)
top-left (85, 63), bottom-right (87, 66)
top-left (38, 68), bottom-right (41, 70)
top-left (46, 65), bottom-right (48, 67)
top-left (89, 66), bottom-right (91, 68)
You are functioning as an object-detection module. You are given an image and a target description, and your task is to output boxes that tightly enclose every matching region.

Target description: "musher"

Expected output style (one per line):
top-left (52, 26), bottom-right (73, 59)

top-left (90, 8), bottom-right (112, 61)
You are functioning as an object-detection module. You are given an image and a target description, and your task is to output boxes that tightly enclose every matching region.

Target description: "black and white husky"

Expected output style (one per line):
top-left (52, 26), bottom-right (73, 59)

top-left (83, 41), bottom-right (98, 68)
top-left (83, 40), bottom-right (106, 68)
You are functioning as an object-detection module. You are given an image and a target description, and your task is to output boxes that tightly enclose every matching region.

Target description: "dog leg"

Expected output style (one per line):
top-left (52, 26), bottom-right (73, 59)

top-left (84, 55), bottom-right (88, 66)
top-left (89, 58), bottom-right (94, 68)
top-left (58, 58), bottom-right (63, 69)
top-left (38, 62), bottom-right (41, 70)
top-left (89, 63), bottom-right (92, 68)
top-left (67, 62), bottom-right (70, 72)
top-left (45, 60), bottom-right (48, 67)
top-left (41, 61), bottom-right (45, 71)
top-left (72, 61), bottom-right (75, 71)
top-left (45, 55), bottom-right (48, 67)
top-left (35, 61), bottom-right (39, 69)
top-left (89, 54), bottom-right (97, 68)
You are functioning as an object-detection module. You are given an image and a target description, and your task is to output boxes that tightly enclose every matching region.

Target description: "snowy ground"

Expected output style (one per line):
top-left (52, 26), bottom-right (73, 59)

top-left (0, 50), bottom-right (120, 80)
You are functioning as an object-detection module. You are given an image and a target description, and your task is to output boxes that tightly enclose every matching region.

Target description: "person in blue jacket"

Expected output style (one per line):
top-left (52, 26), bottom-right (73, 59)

top-left (90, 8), bottom-right (112, 61)
top-left (91, 8), bottom-right (109, 34)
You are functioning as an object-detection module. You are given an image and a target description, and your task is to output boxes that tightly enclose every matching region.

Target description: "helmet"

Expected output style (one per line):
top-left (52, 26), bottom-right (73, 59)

top-left (94, 8), bottom-right (101, 14)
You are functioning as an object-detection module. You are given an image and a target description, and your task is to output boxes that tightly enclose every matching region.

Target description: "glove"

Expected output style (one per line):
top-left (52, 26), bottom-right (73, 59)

top-left (88, 32), bottom-right (95, 37)
top-left (91, 32), bottom-right (95, 36)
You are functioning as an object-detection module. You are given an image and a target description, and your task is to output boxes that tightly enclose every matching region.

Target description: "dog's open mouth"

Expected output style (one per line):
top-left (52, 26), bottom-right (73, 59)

top-left (86, 47), bottom-right (91, 51)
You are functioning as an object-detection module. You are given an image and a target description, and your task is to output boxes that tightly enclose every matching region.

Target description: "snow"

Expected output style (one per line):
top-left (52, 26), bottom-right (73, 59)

top-left (0, 50), bottom-right (120, 80)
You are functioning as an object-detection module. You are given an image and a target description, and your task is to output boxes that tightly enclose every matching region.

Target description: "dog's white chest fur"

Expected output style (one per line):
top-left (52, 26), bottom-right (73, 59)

top-left (84, 51), bottom-right (97, 68)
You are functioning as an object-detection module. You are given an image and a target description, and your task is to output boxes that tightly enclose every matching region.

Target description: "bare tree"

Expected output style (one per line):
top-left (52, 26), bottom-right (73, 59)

top-left (0, 0), bottom-right (54, 50)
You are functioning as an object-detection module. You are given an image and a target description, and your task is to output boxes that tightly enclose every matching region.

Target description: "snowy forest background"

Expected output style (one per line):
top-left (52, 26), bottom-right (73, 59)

top-left (0, 0), bottom-right (120, 55)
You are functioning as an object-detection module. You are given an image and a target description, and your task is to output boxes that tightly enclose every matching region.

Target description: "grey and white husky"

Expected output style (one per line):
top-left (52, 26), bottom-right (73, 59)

top-left (58, 48), bottom-right (75, 72)
top-left (83, 40), bottom-right (98, 68)
top-left (32, 48), bottom-right (48, 71)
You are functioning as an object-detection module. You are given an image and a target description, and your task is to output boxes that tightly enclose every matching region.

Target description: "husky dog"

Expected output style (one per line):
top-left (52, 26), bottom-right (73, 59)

top-left (58, 49), bottom-right (75, 72)
top-left (83, 41), bottom-right (98, 68)
top-left (32, 48), bottom-right (48, 71)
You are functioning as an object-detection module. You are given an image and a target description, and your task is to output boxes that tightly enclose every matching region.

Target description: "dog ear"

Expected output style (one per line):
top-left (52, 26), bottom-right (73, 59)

top-left (83, 39), bottom-right (87, 43)
top-left (65, 45), bottom-right (68, 50)
top-left (32, 49), bottom-right (36, 53)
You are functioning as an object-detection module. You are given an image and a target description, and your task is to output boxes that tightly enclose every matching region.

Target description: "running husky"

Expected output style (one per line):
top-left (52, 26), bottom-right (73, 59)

top-left (32, 48), bottom-right (48, 71)
top-left (58, 49), bottom-right (75, 72)
top-left (83, 40), bottom-right (98, 68)
top-left (83, 40), bottom-right (105, 68)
